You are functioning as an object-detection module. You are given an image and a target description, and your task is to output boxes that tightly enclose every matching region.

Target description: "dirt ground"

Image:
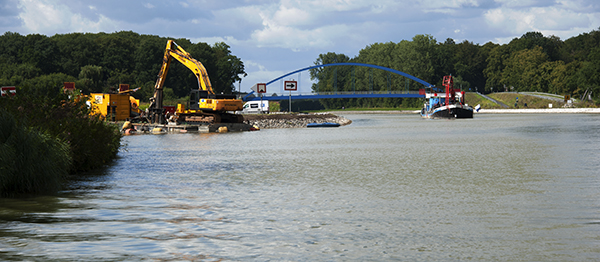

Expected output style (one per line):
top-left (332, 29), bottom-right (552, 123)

top-left (242, 113), bottom-right (338, 121)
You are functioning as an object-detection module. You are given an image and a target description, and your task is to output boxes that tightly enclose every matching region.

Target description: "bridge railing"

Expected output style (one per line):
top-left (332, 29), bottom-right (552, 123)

top-left (243, 90), bottom-right (424, 101)
top-left (312, 90), bottom-right (422, 95)
top-left (251, 90), bottom-right (422, 97)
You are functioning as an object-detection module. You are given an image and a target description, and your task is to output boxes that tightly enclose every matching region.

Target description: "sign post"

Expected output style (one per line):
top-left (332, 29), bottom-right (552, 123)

top-left (255, 83), bottom-right (266, 113)
top-left (284, 80), bottom-right (297, 112)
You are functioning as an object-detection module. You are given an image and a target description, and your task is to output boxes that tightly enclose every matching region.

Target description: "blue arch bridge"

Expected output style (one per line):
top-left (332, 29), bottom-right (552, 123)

top-left (242, 62), bottom-right (433, 102)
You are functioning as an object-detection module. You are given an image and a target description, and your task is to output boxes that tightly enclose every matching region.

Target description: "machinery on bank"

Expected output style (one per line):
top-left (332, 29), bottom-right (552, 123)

top-left (148, 40), bottom-right (243, 124)
top-left (86, 84), bottom-right (143, 122)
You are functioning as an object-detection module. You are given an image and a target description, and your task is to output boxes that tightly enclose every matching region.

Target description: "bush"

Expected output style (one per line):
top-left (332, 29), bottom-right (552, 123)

top-left (0, 83), bottom-right (121, 175)
top-left (0, 110), bottom-right (71, 196)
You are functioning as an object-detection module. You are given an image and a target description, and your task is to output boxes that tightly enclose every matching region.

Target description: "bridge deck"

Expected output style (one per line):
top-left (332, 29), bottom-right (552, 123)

top-left (244, 91), bottom-right (425, 101)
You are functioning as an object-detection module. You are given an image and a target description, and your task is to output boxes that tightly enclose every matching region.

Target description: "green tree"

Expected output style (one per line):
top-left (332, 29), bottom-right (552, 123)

top-left (484, 44), bottom-right (509, 92)
top-left (212, 42), bottom-right (246, 94)
top-left (133, 37), bottom-right (164, 85)
top-left (436, 38), bottom-right (457, 80)
top-left (54, 33), bottom-right (101, 77)
top-left (576, 46), bottom-right (600, 101)
top-left (510, 31), bottom-right (563, 61)
top-left (502, 46), bottom-right (549, 91)
top-left (393, 35), bottom-right (436, 86)
top-left (96, 33), bottom-right (136, 89)
top-left (0, 32), bottom-right (26, 64)
top-left (453, 40), bottom-right (487, 92)
top-left (78, 65), bottom-right (104, 93)
top-left (560, 27), bottom-right (600, 62)
top-left (310, 52), bottom-right (351, 93)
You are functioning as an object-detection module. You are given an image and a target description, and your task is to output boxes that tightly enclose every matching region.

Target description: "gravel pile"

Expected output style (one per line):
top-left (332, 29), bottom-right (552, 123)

top-left (243, 113), bottom-right (351, 129)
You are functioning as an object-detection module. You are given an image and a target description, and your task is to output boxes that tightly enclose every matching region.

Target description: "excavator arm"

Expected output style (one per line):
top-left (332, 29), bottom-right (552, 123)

top-left (154, 40), bottom-right (213, 93)
top-left (149, 40), bottom-right (242, 124)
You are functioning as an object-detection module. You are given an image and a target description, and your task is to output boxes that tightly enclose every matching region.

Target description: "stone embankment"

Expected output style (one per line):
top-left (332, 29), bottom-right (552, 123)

top-left (243, 113), bottom-right (352, 129)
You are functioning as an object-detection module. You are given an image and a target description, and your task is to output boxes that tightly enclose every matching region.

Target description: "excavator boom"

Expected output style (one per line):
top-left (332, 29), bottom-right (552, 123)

top-left (149, 40), bottom-right (243, 124)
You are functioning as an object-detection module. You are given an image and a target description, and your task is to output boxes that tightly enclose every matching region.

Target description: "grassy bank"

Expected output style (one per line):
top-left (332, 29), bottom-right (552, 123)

top-left (488, 93), bottom-right (558, 108)
top-left (465, 93), bottom-right (504, 109)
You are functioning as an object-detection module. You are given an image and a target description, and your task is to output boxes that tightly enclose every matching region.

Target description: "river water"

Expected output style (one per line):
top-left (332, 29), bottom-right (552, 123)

top-left (1, 113), bottom-right (599, 261)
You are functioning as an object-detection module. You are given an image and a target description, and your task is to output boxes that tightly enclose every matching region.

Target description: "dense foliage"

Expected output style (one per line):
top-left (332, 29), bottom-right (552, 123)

top-left (0, 109), bottom-right (71, 197)
top-left (310, 29), bottom-right (600, 109)
top-left (0, 81), bottom-right (122, 196)
top-left (0, 31), bottom-right (247, 102)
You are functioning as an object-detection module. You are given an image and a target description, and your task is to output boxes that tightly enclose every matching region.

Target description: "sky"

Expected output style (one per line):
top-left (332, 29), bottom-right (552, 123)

top-left (1, 0), bottom-right (599, 94)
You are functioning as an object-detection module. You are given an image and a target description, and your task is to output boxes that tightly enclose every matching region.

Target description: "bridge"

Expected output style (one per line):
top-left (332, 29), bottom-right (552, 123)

top-left (242, 63), bottom-right (433, 102)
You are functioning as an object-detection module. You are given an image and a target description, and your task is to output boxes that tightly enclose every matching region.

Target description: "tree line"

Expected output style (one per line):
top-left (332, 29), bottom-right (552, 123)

top-left (310, 29), bottom-right (600, 109)
top-left (0, 31), bottom-right (246, 102)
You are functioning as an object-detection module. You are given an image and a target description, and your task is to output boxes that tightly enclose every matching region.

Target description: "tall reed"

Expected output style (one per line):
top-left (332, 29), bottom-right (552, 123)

top-left (0, 110), bottom-right (71, 197)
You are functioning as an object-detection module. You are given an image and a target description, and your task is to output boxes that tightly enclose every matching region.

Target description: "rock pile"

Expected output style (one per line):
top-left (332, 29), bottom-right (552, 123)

top-left (243, 113), bottom-right (351, 129)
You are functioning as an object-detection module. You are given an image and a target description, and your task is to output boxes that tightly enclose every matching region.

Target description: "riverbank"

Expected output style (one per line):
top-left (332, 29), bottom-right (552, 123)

top-left (327, 108), bottom-right (600, 114)
top-left (476, 108), bottom-right (600, 114)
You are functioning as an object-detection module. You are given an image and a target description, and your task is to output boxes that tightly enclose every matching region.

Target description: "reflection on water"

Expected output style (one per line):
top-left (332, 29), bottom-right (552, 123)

top-left (1, 114), bottom-right (600, 261)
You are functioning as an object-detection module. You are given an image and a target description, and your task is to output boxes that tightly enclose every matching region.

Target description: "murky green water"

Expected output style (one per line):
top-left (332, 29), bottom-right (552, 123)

top-left (1, 113), bottom-right (599, 261)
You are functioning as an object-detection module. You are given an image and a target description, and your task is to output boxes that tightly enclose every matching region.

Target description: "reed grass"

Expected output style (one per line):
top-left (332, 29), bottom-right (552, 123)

top-left (0, 110), bottom-right (71, 197)
top-left (0, 83), bottom-right (122, 196)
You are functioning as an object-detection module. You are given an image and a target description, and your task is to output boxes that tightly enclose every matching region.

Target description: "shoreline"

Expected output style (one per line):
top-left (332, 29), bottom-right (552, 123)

top-left (475, 108), bottom-right (600, 114)
top-left (329, 108), bottom-right (600, 114)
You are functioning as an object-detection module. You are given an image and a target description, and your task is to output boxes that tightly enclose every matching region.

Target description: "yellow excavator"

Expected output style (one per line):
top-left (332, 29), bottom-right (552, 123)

top-left (148, 40), bottom-right (243, 124)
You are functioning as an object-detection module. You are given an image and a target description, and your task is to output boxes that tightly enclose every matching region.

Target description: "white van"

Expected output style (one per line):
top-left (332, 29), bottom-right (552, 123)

top-left (242, 100), bottom-right (269, 114)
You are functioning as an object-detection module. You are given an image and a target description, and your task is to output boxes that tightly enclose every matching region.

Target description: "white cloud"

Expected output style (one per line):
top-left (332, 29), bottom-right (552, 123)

top-left (17, 0), bottom-right (119, 34)
top-left (272, 5), bottom-right (312, 27)
top-left (250, 18), bottom-right (349, 51)
top-left (418, 0), bottom-right (479, 12)
top-left (484, 5), bottom-right (593, 38)
top-left (143, 3), bottom-right (155, 9)
top-left (244, 1), bottom-right (403, 51)
top-left (491, 0), bottom-right (538, 8)
top-left (191, 36), bottom-right (241, 46)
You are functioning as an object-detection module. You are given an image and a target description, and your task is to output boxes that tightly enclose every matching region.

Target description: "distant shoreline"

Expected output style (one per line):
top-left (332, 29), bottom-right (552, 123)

top-left (476, 108), bottom-right (600, 114)
top-left (328, 108), bottom-right (600, 114)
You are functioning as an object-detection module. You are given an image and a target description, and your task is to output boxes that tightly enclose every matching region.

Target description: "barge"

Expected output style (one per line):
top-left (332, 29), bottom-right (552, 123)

top-left (420, 75), bottom-right (473, 119)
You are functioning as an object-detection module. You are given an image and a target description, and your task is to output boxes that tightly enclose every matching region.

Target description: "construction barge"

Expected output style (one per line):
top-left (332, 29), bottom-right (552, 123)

top-left (120, 113), bottom-right (351, 134)
top-left (121, 122), bottom-right (253, 134)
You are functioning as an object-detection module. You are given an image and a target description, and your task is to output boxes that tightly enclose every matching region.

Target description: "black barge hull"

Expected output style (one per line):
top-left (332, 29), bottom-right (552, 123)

top-left (421, 106), bottom-right (474, 119)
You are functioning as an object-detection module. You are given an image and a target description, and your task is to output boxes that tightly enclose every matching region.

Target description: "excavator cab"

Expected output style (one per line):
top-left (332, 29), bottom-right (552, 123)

top-left (188, 90), bottom-right (208, 110)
